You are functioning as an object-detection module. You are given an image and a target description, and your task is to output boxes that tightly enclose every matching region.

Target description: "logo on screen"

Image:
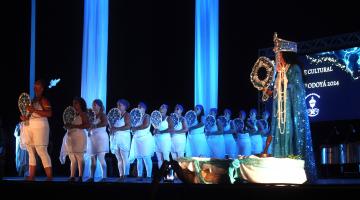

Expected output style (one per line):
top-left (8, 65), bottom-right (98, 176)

top-left (306, 93), bottom-right (320, 117)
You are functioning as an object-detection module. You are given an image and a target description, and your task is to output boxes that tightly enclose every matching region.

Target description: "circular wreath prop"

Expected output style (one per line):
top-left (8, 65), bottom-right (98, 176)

top-left (250, 56), bottom-right (275, 91)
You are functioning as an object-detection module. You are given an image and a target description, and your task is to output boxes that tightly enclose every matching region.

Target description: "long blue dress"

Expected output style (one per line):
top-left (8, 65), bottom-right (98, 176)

top-left (271, 64), bottom-right (317, 183)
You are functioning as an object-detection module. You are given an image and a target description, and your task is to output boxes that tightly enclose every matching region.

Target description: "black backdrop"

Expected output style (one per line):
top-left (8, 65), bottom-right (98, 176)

top-left (2, 0), bottom-right (360, 177)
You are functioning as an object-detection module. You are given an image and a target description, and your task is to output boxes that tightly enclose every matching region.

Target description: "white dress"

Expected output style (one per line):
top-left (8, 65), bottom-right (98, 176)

top-left (247, 119), bottom-right (263, 155)
top-left (171, 117), bottom-right (187, 155)
top-left (154, 117), bottom-right (171, 154)
top-left (236, 120), bottom-right (252, 156)
top-left (60, 115), bottom-right (87, 164)
top-left (185, 121), bottom-right (210, 157)
top-left (88, 117), bottom-right (109, 155)
top-left (129, 116), bottom-right (155, 161)
top-left (223, 121), bottom-right (238, 158)
top-left (26, 101), bottom-right (49, 146)
top-left (206, 123), bottom-right (225, 159)
top-left (110, 115), bottom-right (131, 154)
top-left (237, 132), bottom-right (252, 156)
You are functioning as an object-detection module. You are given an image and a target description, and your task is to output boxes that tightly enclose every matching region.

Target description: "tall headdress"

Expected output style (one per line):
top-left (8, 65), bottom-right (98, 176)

top-left (273, 32), bottom-right (297, 53)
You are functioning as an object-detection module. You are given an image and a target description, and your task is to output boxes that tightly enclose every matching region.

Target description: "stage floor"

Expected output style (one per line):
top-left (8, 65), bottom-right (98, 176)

top-left (1, 177), bottom-right (360, 199)
top-left (2, 176), bottom-right (360, 185)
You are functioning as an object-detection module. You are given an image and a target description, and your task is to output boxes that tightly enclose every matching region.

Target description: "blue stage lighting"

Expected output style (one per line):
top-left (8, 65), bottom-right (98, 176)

top-left (194, 0), bottom-right (219, 115)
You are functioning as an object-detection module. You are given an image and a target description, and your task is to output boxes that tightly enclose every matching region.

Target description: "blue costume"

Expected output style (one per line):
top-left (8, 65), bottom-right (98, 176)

top-left (271, 63), bottom-right (317, 182)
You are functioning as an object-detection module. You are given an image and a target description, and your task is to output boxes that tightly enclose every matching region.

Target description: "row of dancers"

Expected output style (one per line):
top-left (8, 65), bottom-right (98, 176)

top-left (19, 80), bottom-right (272, 182)
top-left (64, 99), bottom-right (272, 182)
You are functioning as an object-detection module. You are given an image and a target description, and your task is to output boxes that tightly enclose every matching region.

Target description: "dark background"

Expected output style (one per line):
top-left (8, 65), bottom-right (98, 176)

top-left (1, 0), bottom-right (360, 177)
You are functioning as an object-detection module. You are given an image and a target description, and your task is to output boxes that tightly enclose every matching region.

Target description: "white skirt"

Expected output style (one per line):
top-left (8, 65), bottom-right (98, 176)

top-left (237, 133), bottom-right (252, 156)
top-left (129, 130), bottom-right (155, 162)
top-left (26, 118), bottom-right (49, 146)
top-left (59, 129), bottom-right (87, 164)
top-left (155, 133), bottom-right (171, 153)
top-left (186, 127), bottom-right (210, 157)
top-left (250, 134), bottom-right (263, 155)
top-left (110, 130), bottom-right (131, 154)
top-left (171, 134), bottom-right (186, 154)
top-left (88, 127), bottom-right (109, 155)
top-left (223, 134), bottom-right (238, 158)
top-left (207, 135), bottom-right (225, 159)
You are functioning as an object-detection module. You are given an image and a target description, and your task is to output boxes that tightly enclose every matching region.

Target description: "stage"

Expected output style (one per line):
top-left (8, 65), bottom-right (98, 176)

top-left (1, 177), bottom-right (360, 199)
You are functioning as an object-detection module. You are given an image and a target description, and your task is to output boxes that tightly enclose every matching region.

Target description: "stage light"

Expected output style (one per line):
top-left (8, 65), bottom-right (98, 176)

top-left (48, 78), bottom-right (60, 88)
top-left (81, 0), bottom-right (109, 110)
top-left (81, 0), bottom-right (109, 179)
top-left (29, 0), bottom-right (36, 98)
top-left (194, 0), bottom-right (219, 115)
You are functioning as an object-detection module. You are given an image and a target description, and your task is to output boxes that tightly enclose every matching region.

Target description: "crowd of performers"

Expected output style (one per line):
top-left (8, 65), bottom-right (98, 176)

top-left (16, 81), bottom-right (273, 182)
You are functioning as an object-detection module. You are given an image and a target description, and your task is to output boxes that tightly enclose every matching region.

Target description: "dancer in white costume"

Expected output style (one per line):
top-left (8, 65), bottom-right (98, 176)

top-left (258, 110), bottom-right (271, 155)
top-left (153, 104), bottom-right (171, 168)
top-left (109, 99), bottom-right (131, 178)
top-left (130, 102), bottom-right (155, 178)
top-left (88, 99), bottom-right (109, 182)
top-left (185, 105), bottom-right (210, 157)
top-left (62, 97), bottom-right (90, 182)
top-left (14, 122), bottom-right (29, 177)
top-left (20, 80), bottom-right (53, 181)
top-left (247, 109), bottom-right (263, 155)
top-left (222, 109), bottom-right (237, 159)
top-left (205, 108), bottom-right (226, 159)
top-left (169, 104), bottom-right (188, 160)
top-left (235, 110), bottom-right (252, 156)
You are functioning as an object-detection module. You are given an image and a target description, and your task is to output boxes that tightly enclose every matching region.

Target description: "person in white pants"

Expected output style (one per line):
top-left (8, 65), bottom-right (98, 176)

top-left (109, 99), bottom-right (131, 179)
top-left (20, 80), bottom-right (53, 181)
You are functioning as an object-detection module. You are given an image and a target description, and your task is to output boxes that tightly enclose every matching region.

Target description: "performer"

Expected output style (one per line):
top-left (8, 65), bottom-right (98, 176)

top-left (205, 108), bottom-right (225, 159)
top-left (109, 99), bottom-right (131, 179)
top-left (14, 122), bottom-right (29, 177)
top-left (269, 33), bottom-right (317, 182)
top-left (222, 109), bottom-right (237, 159)
top-left (88, 99), bottom-right (109, 182)
top-left (247, 109), bottom-right (263, 155)
top-left (235, 110), bottom-right (251, 156)
top-left (257, 110), bottom-right (271, 155)
top-left (169, 104), bottom-right (188, 160)
top-left (153, 104), bottom-right (171, 168)
top-left (185, 105), bottom-right (210, 157)
top-left (20, 80), bottom-right (52, 181)
top-left (62, 97), bottom-right (90, 182)
top-left (130, 102), bottom-right (155, 179)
